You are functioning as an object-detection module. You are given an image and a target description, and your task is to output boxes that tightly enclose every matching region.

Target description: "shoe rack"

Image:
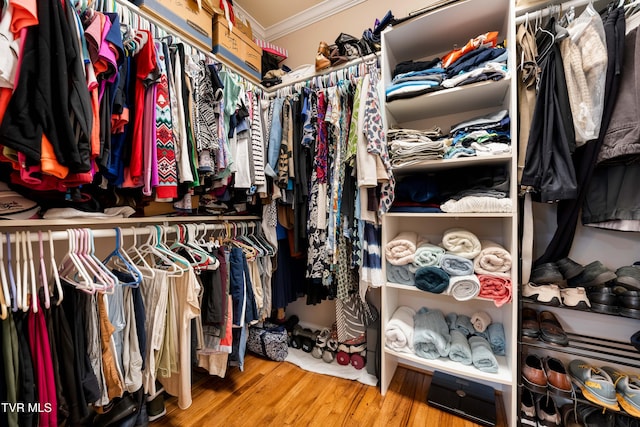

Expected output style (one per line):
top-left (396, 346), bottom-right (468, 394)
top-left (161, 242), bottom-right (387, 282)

top-left (379, 0), bottom-right (519, 425)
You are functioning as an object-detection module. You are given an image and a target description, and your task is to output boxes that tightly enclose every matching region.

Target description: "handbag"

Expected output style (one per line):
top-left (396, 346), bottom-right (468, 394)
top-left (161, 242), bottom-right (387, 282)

top-left (247, 322), bottom-right (289, 362)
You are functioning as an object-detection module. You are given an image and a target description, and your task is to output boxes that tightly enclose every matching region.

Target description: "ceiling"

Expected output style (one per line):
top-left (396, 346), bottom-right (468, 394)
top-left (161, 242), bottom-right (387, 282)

top-left (231, 0), bottom-right (365, 41)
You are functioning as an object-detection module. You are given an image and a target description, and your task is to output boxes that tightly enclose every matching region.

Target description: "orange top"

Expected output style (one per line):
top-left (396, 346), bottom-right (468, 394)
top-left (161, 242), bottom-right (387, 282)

top-left (442, 31), bottom-right (499, 68)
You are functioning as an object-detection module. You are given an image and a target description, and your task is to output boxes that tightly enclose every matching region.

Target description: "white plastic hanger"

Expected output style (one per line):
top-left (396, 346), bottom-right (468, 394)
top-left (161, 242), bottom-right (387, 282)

top-left (0, 234), bottom-right (9, 319)
top-left (20, 231), bottom-right (29, 312)
top-left (48, 230), bottom-right (63, 305)
top-left (59, 229), bottom-right (95, 294)
top-left (15, 231), bottom-right (23, 311)
top-left (38, 231), bottom-right (51, 309)
top-left (25, 232), bottom-right (38, 313)
top-left (125, 226), bottom-right (155, 279)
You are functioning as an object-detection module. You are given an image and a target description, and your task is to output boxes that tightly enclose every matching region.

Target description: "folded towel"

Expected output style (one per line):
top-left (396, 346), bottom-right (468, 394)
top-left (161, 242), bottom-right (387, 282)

top-left (471, 311), bottom-right (492, 333)
top-left (415, 267), bottom-right (450, 294)
top-left (441, 196), bottom-right (512, 213)
top-left (440, 228), bottom-right (482, 259)
top-left (412, 241), bottom-right (445, 269)
top-left (469, 335), bottom-right (499, 373)
top-left (385, 306), bottom-right (416, 353)
top-left (440, 253), bottom-right (475, 276)
top-left (413, 308), bottom-right (451, 359)
top-left (487, 322), bottom-right (505, 356)
top-left (386, 262), bottom-right (415, 286)
top-left (447, 275), bottom-right (481, 301)
top-left (445, 312), bottom-right (457, 330)
top-left (478, 274), bottom-right (512, 307)
top-left (448, 329), bottom-right (473, 365)
top-left (473, 240), bottom-right (512, 279)
top-left (385, 231), bottom-right (418, 265)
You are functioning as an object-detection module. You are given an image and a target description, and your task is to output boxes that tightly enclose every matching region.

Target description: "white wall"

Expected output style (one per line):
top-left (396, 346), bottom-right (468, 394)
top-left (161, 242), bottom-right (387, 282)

top-left (273, 0), bottom-right (442, 69)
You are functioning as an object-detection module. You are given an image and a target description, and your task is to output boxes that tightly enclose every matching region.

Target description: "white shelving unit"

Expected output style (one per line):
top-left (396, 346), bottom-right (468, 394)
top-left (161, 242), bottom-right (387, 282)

top-left (379, 0), bottom-right (518, 425)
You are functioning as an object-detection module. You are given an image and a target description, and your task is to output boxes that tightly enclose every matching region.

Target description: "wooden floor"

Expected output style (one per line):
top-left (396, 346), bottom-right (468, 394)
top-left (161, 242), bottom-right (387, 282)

top-left (157, 353), bottom-right (506, 427)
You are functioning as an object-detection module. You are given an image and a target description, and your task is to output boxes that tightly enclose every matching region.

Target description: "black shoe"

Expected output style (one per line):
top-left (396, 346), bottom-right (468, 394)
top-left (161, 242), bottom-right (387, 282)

top-left (531, 262), bottom-right (564, 284)
top-left (556, 257), bottom-right (585, 280)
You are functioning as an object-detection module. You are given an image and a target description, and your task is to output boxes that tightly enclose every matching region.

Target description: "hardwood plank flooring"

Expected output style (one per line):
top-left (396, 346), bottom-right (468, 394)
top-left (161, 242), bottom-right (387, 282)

top-left (157, 353), bottom-right (507, 427)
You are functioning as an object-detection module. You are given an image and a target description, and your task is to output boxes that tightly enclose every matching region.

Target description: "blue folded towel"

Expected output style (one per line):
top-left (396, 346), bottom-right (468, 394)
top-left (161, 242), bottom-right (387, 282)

top-left (487, 322), bottom-right (506, 356)
top-left (413, 308), bottom-right (451, 359)
top-left (386, 262), bottom-right (415, 286)
top-left (415, 267), bottom-right (450, 294)
top-left (455, 314), bottom-right (475, 337)
top-left (448, 329), bottom-right (472, 365)
top-left (469, 336), bottom-right (499, 373)
top-left (440, 253), bottom-right (475, 276)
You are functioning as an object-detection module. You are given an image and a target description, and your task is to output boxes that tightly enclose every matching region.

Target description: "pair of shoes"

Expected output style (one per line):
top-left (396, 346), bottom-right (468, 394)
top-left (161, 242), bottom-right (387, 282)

top-left (311, 328), bottom-right (337, 363)
top-left (619, 290), bottom-right (640, 319)
top-left (522, 354), bottom-right (573, 397)
top-left (569, 360), bottom-right (620, 411)
top-left (575, 402), bottom-right (615, 427)
top-left (601, 367), bottom-right (640, 418)
top-left (539, 311), bottom-right (569, 346)
top-left (569, 261), bottom-right (617, 288)
top-left (560, 287), bottom-right (591, 309)
top-left (522, 282), bottom-right (562, 305)
top-left (520, 389), bottom-right (538, 426)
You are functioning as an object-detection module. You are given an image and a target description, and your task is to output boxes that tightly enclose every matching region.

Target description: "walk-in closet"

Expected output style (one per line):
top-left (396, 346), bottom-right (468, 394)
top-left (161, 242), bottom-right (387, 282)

top-left (0, 0), bottom-right (639, 426)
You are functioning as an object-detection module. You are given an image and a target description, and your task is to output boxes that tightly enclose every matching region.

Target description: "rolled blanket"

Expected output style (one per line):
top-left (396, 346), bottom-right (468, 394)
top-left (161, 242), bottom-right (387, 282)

top-left (415, 267), bottom-right (450, 294)
top-left (413, 308), bottom-right (451, 359)
top-left (385, 306), bottom-right (416, 353)
top-left (478, 274), bottom-right (512, 307)
top-left (447, 275), bottom-right (481, 301)
top-left (469, 335), bottom-right (499, 373)
top-left (487, 322), bottom-right (505, 356)
top-left (412, 241), bottom-right (445, 269)
top-left (448, 329), bottom-right (473, 365)
top-left (473, 240), bottom-right (512, 279)
top-left (440, 228), bottom-right (482, 259)
top-left (385, 231), bottom-right (418, 265)
top-left (471, 311), bottom-right (492, 333)
top-left (440, 253), bottom-right (475, 276)
top-left (386, 262), bottom-right (415, 286)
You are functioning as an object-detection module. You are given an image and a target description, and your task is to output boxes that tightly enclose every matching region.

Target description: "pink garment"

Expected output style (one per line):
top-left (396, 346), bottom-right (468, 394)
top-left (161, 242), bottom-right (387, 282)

top-left (477, 275), bottom-right (512, 307)
top-left (28, 301), bottom-right (58, 427)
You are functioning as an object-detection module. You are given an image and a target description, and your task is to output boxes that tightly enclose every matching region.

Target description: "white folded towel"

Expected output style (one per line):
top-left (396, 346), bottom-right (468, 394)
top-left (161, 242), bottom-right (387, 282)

top-left (385, 306), bottom-right (417, 353)
top-left (440, 228), bottom-right (482, 259)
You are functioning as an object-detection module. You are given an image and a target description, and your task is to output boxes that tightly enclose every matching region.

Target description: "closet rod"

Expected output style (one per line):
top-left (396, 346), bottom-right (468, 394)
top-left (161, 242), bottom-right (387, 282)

top-left (264, 52), bottom-right (379, 93)
top-left (111, 0), bottom-right (261, 85)
top-left (515, 0), bottom-right (610, 24)
top-left (0, 221), bottom-right (253, 244)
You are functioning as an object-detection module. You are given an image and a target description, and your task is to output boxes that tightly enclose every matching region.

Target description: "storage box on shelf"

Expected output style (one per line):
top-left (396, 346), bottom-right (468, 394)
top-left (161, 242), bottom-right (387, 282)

top-left (380, 0), bottom-right (517, 425)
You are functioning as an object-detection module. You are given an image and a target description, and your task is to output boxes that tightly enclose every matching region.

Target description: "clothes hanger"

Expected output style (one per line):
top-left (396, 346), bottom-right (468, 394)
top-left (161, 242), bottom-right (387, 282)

top-left (15, 231), bottom-right (23, 311)
top-left (6, 233), bottom-right (17, 312)
top-left (19, 231), bottom-right (29, 312)
top-left (126, 226), bottom-right (155, 279)
top-left (169, 224), bottom-right (209, 268)
top-left (184, 224), bottom-right (218, 269)
top-left (0, 234), bottom-right (8, 320)
top-left (137, 226), bottom-right (187, 276)
top-left (37, 231), bottom-right (51, 309)
top-left (154, 225), bottom-right (191, 270)
top-left (58, 229), bottom-right (95, 294)
top-left (85, 229), bottom-right (119, 293)
top-left (48, 230), bottom-right (63, 305)
top-left (24, 231), bottom-right (38, 313)
top-left (103, 227), bottom-right (142, 287)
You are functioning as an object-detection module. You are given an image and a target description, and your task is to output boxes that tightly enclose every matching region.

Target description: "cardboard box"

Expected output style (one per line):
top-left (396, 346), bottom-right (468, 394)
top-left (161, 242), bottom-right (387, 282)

top-left (211, 13), bottom-right (262, 81)
top-left (133, 0), bottom-right (213, 52)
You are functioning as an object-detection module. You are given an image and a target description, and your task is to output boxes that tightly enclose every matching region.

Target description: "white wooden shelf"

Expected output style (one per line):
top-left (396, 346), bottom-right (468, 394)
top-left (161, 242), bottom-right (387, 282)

top-left (0, 215), bottom-right (261, 228)
top-left (385, 347), bottom-right (513, 386)
top-left (385, 282), bottom-right (511, 306)
top-left (384, 212), bottom-right (514, 219)
top-left (392, 153), bottom-right (513, 173)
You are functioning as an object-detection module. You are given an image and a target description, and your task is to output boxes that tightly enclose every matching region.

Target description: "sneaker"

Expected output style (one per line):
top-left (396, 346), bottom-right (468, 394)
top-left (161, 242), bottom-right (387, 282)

top-left (522, 282), bottom-right (562, 305)
top-left (601, 367), bottom-right (640, 418)
top-left (146, 391), bottom-right (166, 422)
top-left (569, 360), bottom-right (620, 412)
top-left (569, 261), bottom-right (617, 288)
top-left (536, 395), bottom-right (561, 426)
top-left (521, 389), bottom-right (537, 426)
top-left (560, 287), bottom-right (591, 310)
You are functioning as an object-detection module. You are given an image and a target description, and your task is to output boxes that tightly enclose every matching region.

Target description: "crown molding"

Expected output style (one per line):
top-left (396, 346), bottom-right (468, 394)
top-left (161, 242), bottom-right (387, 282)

top-left (235, 0), bottom-right (365, 42)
